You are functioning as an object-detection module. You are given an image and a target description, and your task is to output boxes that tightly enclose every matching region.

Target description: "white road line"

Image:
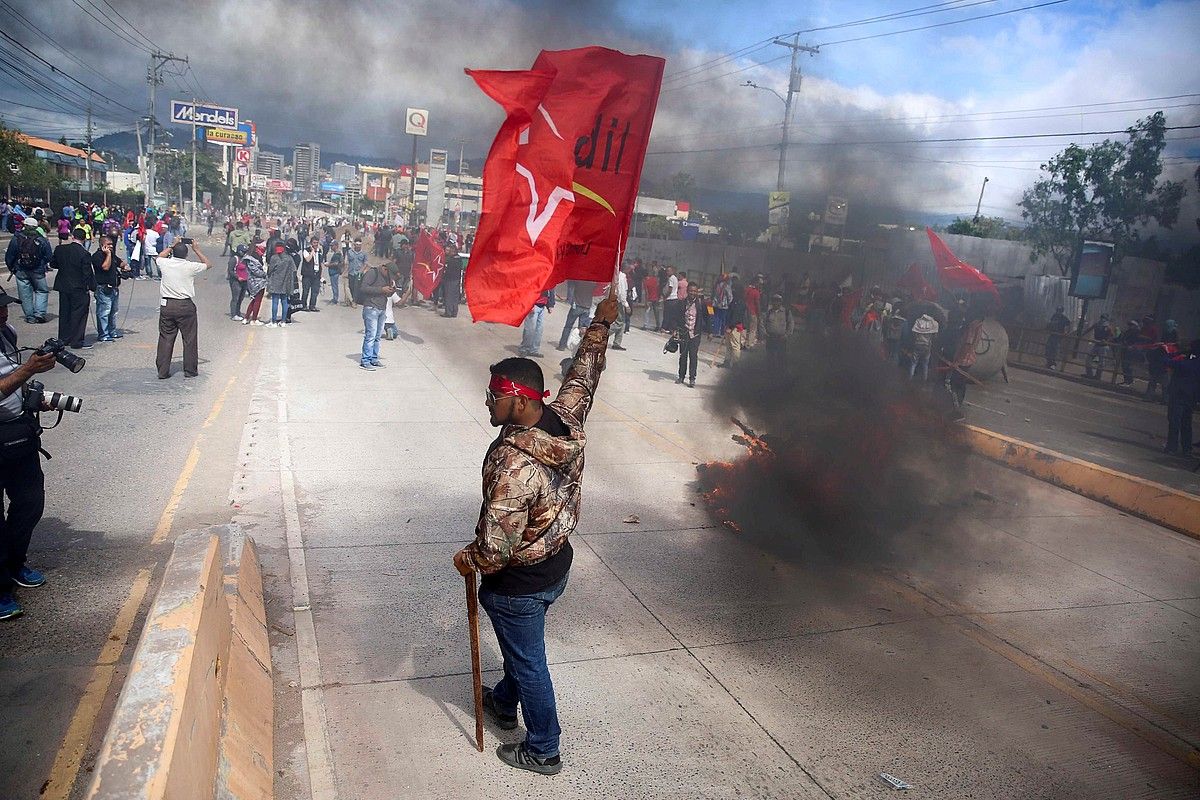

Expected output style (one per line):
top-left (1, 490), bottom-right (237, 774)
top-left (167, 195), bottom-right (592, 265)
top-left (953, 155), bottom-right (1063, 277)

top-left (278, 343), bottom-right (340, 800)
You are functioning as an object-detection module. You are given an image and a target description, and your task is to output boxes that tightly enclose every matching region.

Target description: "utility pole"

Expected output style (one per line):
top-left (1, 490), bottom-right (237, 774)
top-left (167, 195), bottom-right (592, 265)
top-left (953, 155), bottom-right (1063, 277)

top-left (973, 176), bottom-right (989, 222)
top-left (82, 101), bottom-right (93, 203)
top-left (454, 137), bottom-right (466, 232)
top-left (770, 35), bottom-right (818, 192)
top-left (408, 135), bottom-right (418, 229)
top-left (190, 94), bottom-right (197, 219)
top-left (147, 51), bottom-right (187, 207)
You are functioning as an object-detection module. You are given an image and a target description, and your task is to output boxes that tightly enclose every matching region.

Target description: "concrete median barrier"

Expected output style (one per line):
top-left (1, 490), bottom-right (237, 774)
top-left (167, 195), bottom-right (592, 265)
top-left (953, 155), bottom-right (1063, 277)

top-left (962, 424), bottom-right (1200, 541)
top-left (87, 528), bottom-right (273, 800)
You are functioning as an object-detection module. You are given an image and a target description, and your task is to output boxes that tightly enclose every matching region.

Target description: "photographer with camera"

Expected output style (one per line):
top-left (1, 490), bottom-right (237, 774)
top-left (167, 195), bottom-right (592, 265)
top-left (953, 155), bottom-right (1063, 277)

top-left (156, 238), bottom-right (212, 379)
top-left (0, 290), bottom-right (58, 620)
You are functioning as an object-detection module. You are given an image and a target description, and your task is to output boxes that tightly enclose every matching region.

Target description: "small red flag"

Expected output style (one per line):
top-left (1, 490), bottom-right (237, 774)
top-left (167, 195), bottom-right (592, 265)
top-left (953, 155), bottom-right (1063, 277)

top-left (465, 46), bottom-right (665, 325)
top-left (412, 229), bottom-right (445, 299)
top-left (926, 227), bottom-right (998, 298)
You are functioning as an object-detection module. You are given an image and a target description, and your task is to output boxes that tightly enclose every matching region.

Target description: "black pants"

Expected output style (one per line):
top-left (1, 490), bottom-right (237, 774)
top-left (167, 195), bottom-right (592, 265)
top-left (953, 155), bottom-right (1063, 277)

top-left (58, 288), bottom-right (90, 347)
top-left (663, 300), bottom-right (681, 332)
top-left (1045, 334), bottom-right (1061, 367)
top-left (678, 334), bottom-right (701, 381)
top-left (0, 447), bottom-right (44, 596)
top-left (158, 297), bottom-right (198, 378)
top-left (443, 273), bottom-right (461, 317)
top-left (1166, 398), bottom-right (1194, 453)
top-left (229, 278), bottom-right (246, 317)
top-left (301, 274), bottom-right (320, 309)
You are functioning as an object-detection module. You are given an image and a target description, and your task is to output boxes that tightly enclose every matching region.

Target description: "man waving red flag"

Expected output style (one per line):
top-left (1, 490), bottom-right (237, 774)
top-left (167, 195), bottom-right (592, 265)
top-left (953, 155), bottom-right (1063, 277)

top-left (411, 229), bottom-right (445, 300)
top-left (465, 47), bottom-right (665, 325)
top-left (926, 227), bottom-right (999, 299)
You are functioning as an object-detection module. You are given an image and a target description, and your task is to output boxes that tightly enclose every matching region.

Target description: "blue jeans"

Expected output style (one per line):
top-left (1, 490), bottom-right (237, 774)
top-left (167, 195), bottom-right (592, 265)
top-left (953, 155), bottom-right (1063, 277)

top-left (361, 306), bottom-right (385, 365)
top-left (520, 305), bottom-right (546, 354)
top-left (480, 572), bottom-right (569, 758)
top-left (327, 267), bottom-right (341, 304)
top-left (13, 271), bottom-right (49, 320)
top-left (270, 293), bottom-right (289, 322)
top-left (910, 350), bottom-right (930, 381)
top-left (712, 307), bottom-right (727, 336)
top-left (94, 286), bottom-right (119, 339)
top-left (557, 304), bottom-right (591, 349)
top-left (143, 255), bottom-right (160, 279)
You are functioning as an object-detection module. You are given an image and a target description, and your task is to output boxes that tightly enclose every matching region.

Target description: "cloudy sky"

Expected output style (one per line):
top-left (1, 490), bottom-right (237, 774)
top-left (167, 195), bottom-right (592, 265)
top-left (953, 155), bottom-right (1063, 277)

top-left (3, 0), bottom-right (1198, 229)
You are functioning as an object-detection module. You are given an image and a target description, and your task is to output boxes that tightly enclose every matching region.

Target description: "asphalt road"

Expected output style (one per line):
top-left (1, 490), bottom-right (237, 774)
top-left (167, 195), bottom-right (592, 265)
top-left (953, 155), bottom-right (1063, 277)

top-left (971, 365), bottom-right (1199, 495)
top-left (2, 233), bottom-right (1197, 799)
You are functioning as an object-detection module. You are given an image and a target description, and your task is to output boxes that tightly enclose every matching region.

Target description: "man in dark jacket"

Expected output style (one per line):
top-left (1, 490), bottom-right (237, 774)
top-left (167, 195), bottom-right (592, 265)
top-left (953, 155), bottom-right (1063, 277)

top-left (676, 282), bottom-right (709, 388)
top-left (1045, 306), bottom-right (1071, 369)
top-left (51, 227), bottom-right (96, 349)
top-left (1164, 339), bottom-right (1199, 456)
top-left (4, 217), bottom-right (53, 324)
top-left (441, 241), bottom-right (463, 318)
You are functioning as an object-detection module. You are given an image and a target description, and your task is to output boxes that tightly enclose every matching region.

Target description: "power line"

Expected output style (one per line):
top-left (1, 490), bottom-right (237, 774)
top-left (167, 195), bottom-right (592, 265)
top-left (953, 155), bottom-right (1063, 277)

top-left (663, 0), bottom-right (998, 85)
top-left (645, 124), bottom-right (1200, 155)
top-left (70, 0), bottom-right (152, 53)
top-left (817, 0), bottom-right (1073, 46)
top-left (93, 0), bottom-right (160, 51)
top-left (0, 29), bottom-right (139, 112)
top-left (0, 0), bottom-right (128, 92)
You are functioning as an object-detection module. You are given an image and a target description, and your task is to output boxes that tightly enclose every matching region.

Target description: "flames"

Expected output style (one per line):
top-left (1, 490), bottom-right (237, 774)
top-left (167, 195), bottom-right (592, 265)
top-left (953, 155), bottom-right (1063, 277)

top-left (698, 418), bottom-right (774, 534)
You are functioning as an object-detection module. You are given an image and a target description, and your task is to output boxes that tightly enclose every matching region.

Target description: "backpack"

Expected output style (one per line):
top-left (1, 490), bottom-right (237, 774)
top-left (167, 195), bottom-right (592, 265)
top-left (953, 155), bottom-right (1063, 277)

top-left (13, 232), bottom-right (40, 272)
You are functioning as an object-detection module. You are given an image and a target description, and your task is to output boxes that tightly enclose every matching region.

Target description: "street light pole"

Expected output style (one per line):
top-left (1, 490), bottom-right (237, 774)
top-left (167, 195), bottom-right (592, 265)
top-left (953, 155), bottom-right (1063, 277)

top-left (973, 176), bottom-right (989, 222)
top-left (769, 35), bottom-right (818, 192)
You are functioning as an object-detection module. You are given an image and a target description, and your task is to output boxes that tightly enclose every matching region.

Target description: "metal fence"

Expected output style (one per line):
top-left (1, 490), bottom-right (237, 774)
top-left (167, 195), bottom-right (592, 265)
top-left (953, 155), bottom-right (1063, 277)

top-left (1007, 324), bottom-right (1172, 398)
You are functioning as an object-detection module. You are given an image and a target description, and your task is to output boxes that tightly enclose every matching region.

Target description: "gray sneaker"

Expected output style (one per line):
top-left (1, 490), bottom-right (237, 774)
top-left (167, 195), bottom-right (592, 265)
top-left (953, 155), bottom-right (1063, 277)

top-left (359, 363), bottom-right (377, 371)
top-left (496, 742), bottom-right (561, 775)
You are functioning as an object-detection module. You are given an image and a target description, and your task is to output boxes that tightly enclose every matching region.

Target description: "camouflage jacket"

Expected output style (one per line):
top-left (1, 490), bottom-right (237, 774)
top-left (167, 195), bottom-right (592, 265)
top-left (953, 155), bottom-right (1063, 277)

top-left (466, 321), bottom-right (609, 573)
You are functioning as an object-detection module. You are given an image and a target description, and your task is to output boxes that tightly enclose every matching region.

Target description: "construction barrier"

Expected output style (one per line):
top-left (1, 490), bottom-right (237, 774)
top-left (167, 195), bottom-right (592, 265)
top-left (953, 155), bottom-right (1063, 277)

top-left (87, 528), bottom-right (273, 800)
top-left (962, 424), bottom-right (1200, 541)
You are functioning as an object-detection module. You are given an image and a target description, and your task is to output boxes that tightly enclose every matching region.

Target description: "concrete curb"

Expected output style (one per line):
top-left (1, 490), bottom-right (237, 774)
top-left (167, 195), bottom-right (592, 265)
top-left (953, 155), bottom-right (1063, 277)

top-left (87, 528), bottom-right (273, 799)
top-left (961, 424), bottom-right (1200, 541)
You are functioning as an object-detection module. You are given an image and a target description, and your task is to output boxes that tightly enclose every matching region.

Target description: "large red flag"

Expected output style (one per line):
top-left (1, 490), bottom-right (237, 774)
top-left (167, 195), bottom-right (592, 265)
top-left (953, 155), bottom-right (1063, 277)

top-left (896, 262), bottom-right (938, 301)
top-left (465, 46), bottom-right (665, 325)
top-left (412, 229), bottom-right (445, 299)
top-left (925, 227), bottom-right (999, 299)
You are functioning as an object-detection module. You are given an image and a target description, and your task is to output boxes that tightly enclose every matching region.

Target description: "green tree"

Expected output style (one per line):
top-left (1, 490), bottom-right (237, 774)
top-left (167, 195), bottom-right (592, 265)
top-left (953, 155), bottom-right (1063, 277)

top-left (155, 150), bottom-right (226, 204)
top-left (1018, 112), bottom-right (1186, 274)
top-left (0, 121), bottom-right (61, 190)
top-left (945, 215), bottom-right (1022, 240)
top-left (667, 171), bottom-right (696, 202)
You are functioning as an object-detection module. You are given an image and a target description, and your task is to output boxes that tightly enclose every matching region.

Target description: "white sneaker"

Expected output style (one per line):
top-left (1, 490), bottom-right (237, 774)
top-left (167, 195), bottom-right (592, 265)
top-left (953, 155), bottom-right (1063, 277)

top-left (233, 315), bottom-right (244, 322)
top-left (250, 320), bottom-right (264, 326)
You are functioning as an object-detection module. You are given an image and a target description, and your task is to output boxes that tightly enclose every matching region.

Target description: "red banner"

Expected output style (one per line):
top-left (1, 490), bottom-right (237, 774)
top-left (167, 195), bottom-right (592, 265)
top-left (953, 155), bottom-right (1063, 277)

top-left (465, 46), bottom-right (665, 325)
top-left (926, 228), bottom-right (998, 299)
top-left (412, 229), bottom-right (445, 299)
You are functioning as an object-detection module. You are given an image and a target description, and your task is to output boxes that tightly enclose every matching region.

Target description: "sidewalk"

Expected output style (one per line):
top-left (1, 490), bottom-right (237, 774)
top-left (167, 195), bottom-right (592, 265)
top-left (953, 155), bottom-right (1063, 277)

top-left (235, 298), bottom-right (1199, 799)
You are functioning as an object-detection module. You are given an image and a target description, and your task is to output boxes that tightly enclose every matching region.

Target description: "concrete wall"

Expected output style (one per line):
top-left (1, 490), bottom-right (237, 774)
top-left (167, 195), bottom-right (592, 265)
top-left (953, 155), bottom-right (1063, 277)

top-left (88, 529), bottom-right (272, 800)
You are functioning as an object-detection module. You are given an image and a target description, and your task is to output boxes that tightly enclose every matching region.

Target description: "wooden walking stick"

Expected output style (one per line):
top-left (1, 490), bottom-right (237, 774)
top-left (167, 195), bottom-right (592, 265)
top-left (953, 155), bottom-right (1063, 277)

top-left (465, 571), bottom-right (484, 752)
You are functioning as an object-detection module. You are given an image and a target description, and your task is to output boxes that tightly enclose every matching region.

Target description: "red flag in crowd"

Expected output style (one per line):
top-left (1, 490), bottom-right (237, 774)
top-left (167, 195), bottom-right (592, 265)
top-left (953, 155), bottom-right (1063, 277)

top-left (464, 46), bottom-right (666, 325)
top-left (896, 263), bottom-right (939, 301)
top-left (412, 229), bottom-right (445, 299)
top-left (925, 227), bottom-right (999, 299)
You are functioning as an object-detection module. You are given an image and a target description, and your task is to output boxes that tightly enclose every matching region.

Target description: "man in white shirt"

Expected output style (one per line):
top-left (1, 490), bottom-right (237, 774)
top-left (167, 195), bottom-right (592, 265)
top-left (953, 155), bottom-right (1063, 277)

top-left (610, 267), bottom-right (631, 351)
top-left (156, 240), bottom-right (212, 379)
top-left (141, 225), bottom-right (161, 280)
top-left (661, 266), bottom-right (680, 332)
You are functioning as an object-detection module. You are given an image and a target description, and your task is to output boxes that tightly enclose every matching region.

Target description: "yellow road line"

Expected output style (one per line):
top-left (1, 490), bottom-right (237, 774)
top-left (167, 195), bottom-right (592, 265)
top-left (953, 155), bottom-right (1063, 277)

top-left (151, 330), bottom-right (255, 544)
top-left (41, 568), bottom-right (153, 800)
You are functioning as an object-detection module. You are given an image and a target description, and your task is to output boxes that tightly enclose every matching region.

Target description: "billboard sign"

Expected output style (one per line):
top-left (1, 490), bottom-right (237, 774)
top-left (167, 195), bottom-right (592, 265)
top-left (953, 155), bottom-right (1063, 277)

top-left (825, 195), bottom-right (848, 226)
top-left (320, 182), bottom-right (346, 194)
top-left (236, 164), bottom-right (249, 177)
top-left (250, 174), bottom-right (268, 189)
top-left (1069, 241), bottom-right (1115, 300)
top-left (204, 126), bottom-right (249, 145)
top-left (171, 100), bottom-right (239, 130)
top-left (405, 108), bottom-right (429, 136)
top-left (267, 179), bottom-right (293, 192)
top-left (426, 149), bottom-right (448, 223)
top-left (235, 148), bottom-right (251, 163)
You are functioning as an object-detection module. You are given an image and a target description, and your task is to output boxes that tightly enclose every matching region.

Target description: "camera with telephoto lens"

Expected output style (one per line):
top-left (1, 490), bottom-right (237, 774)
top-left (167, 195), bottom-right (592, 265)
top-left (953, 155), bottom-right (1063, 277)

top-left (22, 380), bottom-right (82, 414)
top-left (34, 338), bottom-right (86, 373)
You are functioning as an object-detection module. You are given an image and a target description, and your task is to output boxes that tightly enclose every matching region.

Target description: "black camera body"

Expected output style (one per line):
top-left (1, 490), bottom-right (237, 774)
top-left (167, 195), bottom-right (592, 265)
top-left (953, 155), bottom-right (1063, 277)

top-left (35, 338), bottom-right (86, 374)
top-left (23, 380), bottom-right (82, 415)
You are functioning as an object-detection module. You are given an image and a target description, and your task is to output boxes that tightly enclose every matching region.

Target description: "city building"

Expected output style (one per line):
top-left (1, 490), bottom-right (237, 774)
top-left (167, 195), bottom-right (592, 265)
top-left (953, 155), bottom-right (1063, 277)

top-left (254, 151), bottom-right (284, 180)
top-left (357, 164), bottom-right (400, 202)
top-left (330, 161), bottom-right (357, 185)
top-left (292, 142), bottom-right (320, 194)
top-left (18, 133), bottom-right (108, 188)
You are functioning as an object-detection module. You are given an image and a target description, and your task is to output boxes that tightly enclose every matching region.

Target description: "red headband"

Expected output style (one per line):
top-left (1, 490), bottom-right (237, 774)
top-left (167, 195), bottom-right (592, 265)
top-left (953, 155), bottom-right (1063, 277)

top-left (489, 374), bottom-right (549, 401)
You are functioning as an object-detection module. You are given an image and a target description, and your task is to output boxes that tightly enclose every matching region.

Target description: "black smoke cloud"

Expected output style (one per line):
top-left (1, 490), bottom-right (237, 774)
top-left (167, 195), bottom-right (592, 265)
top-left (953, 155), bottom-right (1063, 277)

top-left (700, 328), bottom-right (978, 570)
top-left (9, 0), bottom-right (969, 207)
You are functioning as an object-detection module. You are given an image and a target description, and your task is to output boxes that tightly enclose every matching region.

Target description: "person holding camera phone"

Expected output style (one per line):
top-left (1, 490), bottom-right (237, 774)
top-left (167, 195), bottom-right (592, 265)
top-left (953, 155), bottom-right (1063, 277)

top-left (156, 238), bottom-right (212, 379)
top-left (92, 235), bottom-right (124, 342)
top-left (0, 290), bottom-right (58, 620)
